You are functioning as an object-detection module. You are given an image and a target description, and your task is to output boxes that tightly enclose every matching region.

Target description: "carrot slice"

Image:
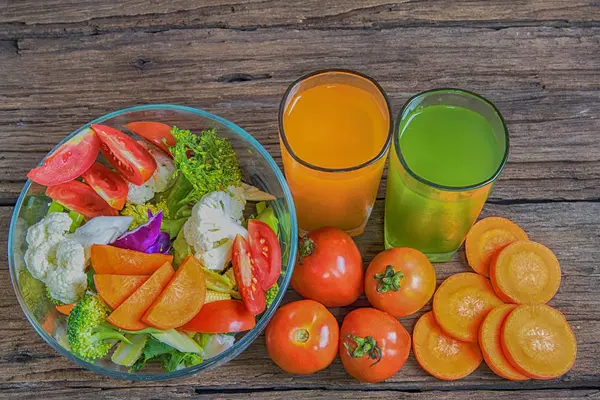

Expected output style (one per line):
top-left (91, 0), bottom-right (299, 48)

top-left (479, 304), bottom-right (529, 381)
top-left (56, 304), bottom-right (75, 316)
top-left (107, 262), bottom-right (175, 331)
top-left (142, 256), bottom-right (207, 329)
top-left (466, 217), bottom-right (528, 277)
top-left (433, 272), bottom-right (503, 342)
top-left (501, 304), bottom-right (576, 379)
top-left (413, 311), bottom-right (483, 380)
top-left (490, 241), bottom-right (561, 304)
top-left (91, 244), bottom-right (173, 275)
top-left (94, 274), bottom-right (150, 309)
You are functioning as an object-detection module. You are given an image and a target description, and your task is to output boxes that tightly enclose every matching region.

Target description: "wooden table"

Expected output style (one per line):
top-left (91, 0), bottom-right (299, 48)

top-left (1, 1), bottom-right (599, 399)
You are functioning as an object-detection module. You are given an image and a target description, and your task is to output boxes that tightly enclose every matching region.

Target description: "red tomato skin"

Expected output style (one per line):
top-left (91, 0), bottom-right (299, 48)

top-left (291, 227), bottom-right (363, 307)
top-left (91, 124), bottom-right (157, 186)
top-left (339, 308), bottom-right (411, 383)
top-left (81, 162), bottom-right (129, 210)
top-left (265, 300), bottom-right (339, 375)
top-left (181, 300), bottom-right (256, 333)
top-left (125, 121), bottom-right (176, 155)
top-left (248, 219), bottom-right (282, 290)
top-left (27, 128), bottom-right (100, 186)
top-left (365, 248), bottom-right (436, 318)
top-left (233, 235), bottom-right (266, 315)
top-left (46, 180), bottom-right (118, 219)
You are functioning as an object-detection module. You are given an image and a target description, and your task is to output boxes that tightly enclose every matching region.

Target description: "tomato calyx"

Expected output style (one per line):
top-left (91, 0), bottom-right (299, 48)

top-left (294, 328), bottom-right (310, 344)
top-left (297, 236), bottom-right (316, 264)
top-left (374, 265), bottom-right (404, 293)
top-left (343, 334), bottom-right (382, 366)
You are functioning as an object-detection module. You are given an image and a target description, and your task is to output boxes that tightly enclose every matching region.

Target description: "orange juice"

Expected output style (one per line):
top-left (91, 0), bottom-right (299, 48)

top-left (279, 71), bottom-right (391, 236)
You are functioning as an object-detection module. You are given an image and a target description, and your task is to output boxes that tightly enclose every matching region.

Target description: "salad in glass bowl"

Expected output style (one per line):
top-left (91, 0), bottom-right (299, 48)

top-left (9, 105), bottom-right (297, 379)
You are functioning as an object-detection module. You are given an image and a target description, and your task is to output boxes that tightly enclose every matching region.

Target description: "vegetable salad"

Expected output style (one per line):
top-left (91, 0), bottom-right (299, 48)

top-left (20, 122), bottom-right (283, 372)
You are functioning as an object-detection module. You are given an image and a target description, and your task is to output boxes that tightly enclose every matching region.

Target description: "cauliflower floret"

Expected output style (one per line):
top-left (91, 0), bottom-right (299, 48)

top-left (24, 212), bottom-right (73, 281)
top-left (126, 142), bottom-right (176, 205)
top-left (45, 240), bottom-right (87, 304)
top-left (24, 212), bottom-right (87, 303)
top-left (184, 189), bottom-right (247, 271)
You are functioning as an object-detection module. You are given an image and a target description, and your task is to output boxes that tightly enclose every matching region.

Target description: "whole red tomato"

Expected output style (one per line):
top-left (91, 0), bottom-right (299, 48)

top-left (291, 227), bottom-right (363, 307)
top-left (265, 300), bottom-right (339, 374)
top-left (339, 308), bottom-right (411, 383)
top-left (365, 248), bottom-right (436, 318)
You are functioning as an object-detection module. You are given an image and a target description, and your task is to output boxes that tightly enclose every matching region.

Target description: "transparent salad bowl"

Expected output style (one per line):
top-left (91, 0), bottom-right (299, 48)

top-left (8, 105), bottom-right (298, 380)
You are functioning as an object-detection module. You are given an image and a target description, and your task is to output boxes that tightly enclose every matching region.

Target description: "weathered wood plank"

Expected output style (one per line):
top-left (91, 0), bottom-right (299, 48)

top-left (0, 0), bottom-right (599, 41)
top-left (0, 26), bottom-right (598, 201)
top-left (1, 200), bottom-right (599, 389)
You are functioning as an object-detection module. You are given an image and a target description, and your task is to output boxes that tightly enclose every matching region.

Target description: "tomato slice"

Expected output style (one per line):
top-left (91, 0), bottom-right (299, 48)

top-left (46, 180), bottom-right (118, 219)
top-left (181, 300), bottom-right (256, 333)
top-left (81, 162), bottom-right (129, 210)
top-left (248, 219), bottom-right (281, 290)
top-left (232, 234), bottom-right (266, 315)
top-left (27, 128), bottom-right (100, 186)
top-left (91, 124), bottom-right (157, 186)
top-left (125, 121), bottom-right (176, 155)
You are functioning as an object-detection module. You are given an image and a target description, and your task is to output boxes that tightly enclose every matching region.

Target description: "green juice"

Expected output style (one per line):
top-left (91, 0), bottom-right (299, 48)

top-left (384, 103), bottom-right (505, 261)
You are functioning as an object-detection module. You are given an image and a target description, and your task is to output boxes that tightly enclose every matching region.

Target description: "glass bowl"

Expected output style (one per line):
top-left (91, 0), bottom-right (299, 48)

top-left (8, 105), bottom-right (298, 380)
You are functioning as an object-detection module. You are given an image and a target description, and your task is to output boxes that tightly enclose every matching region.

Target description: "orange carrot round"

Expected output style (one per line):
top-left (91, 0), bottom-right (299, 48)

top-left (433, 272), bottom-right (503, 342)
top-left (501, 304), bottom-right (576, 379)
top-left (107, 262), bottom-right (174, 331)
top-left (490, 241), bottom-right (561, 304)
top-left (55, 303), bottom-right (75, 316)
top-left (479, 304), bottom-right (529, 381)
top-left (466, 217), bottom-right (528, 277)
top-left (413, 311), bottom-right (482, 380)
top-left (94, 274), bottom-right (150, 309)
top-left (142, 256), bottom-right (206, 329)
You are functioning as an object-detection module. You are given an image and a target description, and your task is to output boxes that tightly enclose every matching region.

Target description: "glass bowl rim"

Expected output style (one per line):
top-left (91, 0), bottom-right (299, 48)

top-left (7, 104), bottom-right (298, 381)
top-left (394, 88), bottom-right (510, 192)
top-left (278, 68), bottom-right (393, 173)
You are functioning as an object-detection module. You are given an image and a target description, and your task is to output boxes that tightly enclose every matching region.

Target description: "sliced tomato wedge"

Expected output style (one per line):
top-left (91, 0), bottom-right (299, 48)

top-left (248, 219), bottom-right (281, 290)
top-left (125, 121), bottom-right (176, 155)
top-left (81, 162), bottom-right (129, 210)
top-left (233, 234), bottom-right (266, 315)
top-left (91, 124), bottom-right (157, 186)
top-left (27, 128), bottom-right (100, 186)
top-left (181, 300), bottom-right (256, 333)
top-left (46, 180), bottom-right (118, 219)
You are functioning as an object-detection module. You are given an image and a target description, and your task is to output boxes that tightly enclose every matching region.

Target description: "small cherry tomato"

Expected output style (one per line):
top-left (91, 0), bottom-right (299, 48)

top-left (81, 162), bottom-right (129, 210)
top-left (248, 219), bottom-right (281, 290)
top-left (28, 127), bottom-right (100, 186)
top-left (291, 227), bottom-right (363, 307)
top-left (91, 124), bottom-right (157, 186)
top-left (232, 234), bottom-right (266, 315)
top-left (125, 121), bottom-right (176, 154)
top-left (265, 300), bottom-right (339, 375)
top-left (181, 300), bottom-right (256, 333)
top-left (365, 248), bottom-right (436, 318)
top-left (46, 180), bottom-right (118, 219)
top-left (339, 308), bottom-right (411, 383)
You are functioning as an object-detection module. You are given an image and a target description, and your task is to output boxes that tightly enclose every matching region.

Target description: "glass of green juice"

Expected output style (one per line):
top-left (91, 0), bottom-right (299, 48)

top-left (384, 89), bottom-right (509, 262)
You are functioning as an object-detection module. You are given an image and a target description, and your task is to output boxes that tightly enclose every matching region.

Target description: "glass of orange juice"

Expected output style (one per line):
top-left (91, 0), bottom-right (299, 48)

top-left (278, 70), bottom-right (392, 236)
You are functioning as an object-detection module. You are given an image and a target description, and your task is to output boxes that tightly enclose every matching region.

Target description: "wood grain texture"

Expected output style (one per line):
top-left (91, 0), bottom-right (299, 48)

top-left (1, 0), bottom-right (600, 398)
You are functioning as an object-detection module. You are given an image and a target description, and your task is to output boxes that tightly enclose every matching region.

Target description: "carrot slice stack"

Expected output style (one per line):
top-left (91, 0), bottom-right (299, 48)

top-left (490, 241), bottom-right (561, 304)
top-left (107, 262), bottom-right (175, 331)
top-left (479, 304), bottom-right (529, 381)
top-left (433, 272), bottom-right (503, 342)
top-left (143, 256), bottom-right (207, 329)
top-left (501, 304), bottom-right (576, 379)
top-left (413, 312), bottom-right (482, 380)
top-left (466, 217), bottom-right (528, 277)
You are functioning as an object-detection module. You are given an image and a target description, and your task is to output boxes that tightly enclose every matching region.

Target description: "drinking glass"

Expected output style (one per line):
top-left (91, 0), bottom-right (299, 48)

top-left (384, 89), bottom-right (509, 261)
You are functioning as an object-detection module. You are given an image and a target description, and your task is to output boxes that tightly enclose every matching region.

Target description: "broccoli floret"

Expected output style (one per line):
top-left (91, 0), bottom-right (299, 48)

top-left (266, 282), bottom-right (279, 309)
top-left (66, 294), bottom-right (130, 361)
top-left (18, 268), bottom-right (52, 321)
